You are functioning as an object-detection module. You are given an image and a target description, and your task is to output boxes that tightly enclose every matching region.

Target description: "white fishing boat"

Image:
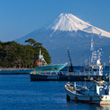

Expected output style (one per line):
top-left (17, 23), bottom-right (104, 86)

top-left (83, 37), bottom-right (103, 72)
top-left (65, 56), bottom-right (110, 105)
top-left (65, 38), bottom-right (109, 81)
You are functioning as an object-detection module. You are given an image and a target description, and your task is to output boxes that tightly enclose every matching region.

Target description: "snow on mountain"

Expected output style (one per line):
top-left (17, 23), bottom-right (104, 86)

top-left (48, 13), bottom-right (110, 38)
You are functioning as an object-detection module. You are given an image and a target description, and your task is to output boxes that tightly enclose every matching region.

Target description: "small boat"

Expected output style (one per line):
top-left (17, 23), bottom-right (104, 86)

top-left (65, 56), bottom-right (110, 105)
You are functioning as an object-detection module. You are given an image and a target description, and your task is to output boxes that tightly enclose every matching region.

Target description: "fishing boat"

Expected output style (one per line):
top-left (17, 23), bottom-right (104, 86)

top-left (65, 56), bottom-right (110, 105)
top-left (76, 48), bottom-right (108, 81)
top-left (59, 46), bottom-right (108, 81)
top-left (30, 49), bottom-right (68, 81)
top-left (83, 37), bottom-right (104, 72)
top-left (64, 37), bottom-right (108, 81)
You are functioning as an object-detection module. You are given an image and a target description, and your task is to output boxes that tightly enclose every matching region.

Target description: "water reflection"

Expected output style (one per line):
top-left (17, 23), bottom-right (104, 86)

top-left (100, 105), bottom-right (110, 110)
top-left (66, 101), bottom-right (110, 110)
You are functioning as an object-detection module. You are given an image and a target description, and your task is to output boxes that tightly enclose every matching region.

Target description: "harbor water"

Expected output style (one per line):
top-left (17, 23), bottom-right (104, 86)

top-left (0, 67), bottom-right (110, 110)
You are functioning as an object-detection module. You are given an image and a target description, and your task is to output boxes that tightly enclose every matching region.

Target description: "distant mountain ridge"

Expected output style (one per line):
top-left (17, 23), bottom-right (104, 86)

top-left (15, 13), bottom-right (110, 65)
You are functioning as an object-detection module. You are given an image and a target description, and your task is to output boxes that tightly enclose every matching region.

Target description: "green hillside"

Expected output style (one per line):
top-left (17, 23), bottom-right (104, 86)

top-left (0, 39), bottom-right (51, 68)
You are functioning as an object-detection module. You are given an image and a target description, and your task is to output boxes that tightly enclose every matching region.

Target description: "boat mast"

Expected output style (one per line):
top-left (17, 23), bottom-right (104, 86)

top-left (90, 37), bottom-right (94, 64)
top-left (39, 49), bottom-right (41, 66)
top-left (109, 56), bottom-right (110, 95)
top-left (90, 37), bottom-right (94, 51)
top-left (39, 49), bottom-right (47, 66)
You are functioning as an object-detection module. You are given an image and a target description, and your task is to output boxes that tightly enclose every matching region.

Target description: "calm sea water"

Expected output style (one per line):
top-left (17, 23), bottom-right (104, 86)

top-left (0, 67), bottom-right (110, 110)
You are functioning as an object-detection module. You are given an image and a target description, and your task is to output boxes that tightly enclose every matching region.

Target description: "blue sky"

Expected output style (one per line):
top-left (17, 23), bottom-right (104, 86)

top-left (0, 0), bottom-right (110, 42)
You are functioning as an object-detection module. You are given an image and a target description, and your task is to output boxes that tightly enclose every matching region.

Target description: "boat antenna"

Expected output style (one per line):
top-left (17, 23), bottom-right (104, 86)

top-left (68, 48), bottom-right (73, 72)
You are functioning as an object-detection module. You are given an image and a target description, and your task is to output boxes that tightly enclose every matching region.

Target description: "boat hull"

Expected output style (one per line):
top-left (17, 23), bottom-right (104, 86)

top-left (30, 74), bottom-right (108, 81)
top-left (65, 87), bottom-right (110, 105)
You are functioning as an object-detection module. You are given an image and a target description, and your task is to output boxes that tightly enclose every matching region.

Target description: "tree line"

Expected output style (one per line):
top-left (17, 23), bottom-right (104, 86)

top-left (0, 39), bottom-right (51, 68)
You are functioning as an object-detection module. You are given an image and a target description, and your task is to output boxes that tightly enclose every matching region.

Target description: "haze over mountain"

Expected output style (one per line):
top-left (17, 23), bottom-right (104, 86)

top-left (15, 13), bottom-right (110, 65)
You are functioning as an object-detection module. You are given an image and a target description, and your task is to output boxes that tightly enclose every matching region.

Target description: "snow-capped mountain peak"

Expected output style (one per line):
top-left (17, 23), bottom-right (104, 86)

top-left (48, 13), bottom-right (110, 38)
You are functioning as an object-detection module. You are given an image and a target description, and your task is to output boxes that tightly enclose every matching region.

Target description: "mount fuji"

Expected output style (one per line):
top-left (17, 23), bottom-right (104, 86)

top-left (15, 13), bottom-right (110, 65)
top-left (48, 13), bottom-right (110, 37)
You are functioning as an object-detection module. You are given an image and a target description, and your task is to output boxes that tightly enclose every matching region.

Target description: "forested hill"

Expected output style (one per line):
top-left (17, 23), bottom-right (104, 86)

top-left (0, 39), bottom-right (51, 68)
